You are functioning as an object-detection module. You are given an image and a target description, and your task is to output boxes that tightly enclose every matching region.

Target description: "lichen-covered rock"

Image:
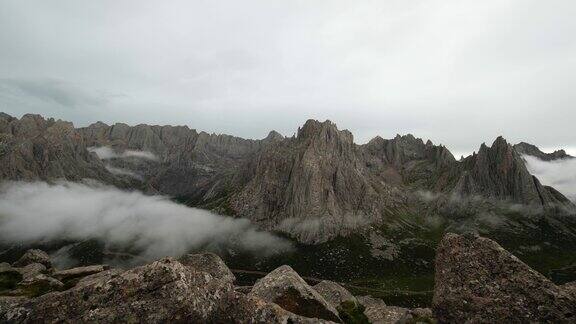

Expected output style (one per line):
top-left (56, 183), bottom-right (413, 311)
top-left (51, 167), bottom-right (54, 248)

top-left (17, 263), bottom-right (47, 280)
top-left (7, 258), bottom-right (233, 323)
top-left (74, 268), bottom-right (124, 289)
top-left (314, 280), bottom-right (357, 309)
top-left (16, 274), bottom-right (64, 297)
top-left (433, 233), bottom-right (576, 323)
top-left (0, 296), bottom-right (29, 322)
top-left (249, 265), bottom-right (341, 322)
top-left (179, 252), bottom-right (235, 284)
top-left (356, 295), bottom-right (409, 324)
top-left (12, 250), bottom-right (51, 269)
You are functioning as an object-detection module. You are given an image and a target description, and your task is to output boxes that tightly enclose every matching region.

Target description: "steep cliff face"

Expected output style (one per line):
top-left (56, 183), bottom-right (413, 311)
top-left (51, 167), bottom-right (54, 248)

top-left (0, 114), bottom-right (117, 184)
top-left (453, 137), bottom-right (569, 206)
top-left (361, 134), bottom-right (458, 190)
top-left (514, 142), bottom-right (573, 161)
top-left (229, 120), bottom-right (403, 241)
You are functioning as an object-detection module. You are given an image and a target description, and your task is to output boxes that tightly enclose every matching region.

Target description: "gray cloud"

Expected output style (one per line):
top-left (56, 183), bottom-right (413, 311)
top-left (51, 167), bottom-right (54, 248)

top-left (524, 156), bottom-right (576, 202)
top-left (0, 181), bottom-right (292, 260)
top-left (0, 0), bottom-right (575, 153)
top-left (0, 78), bottom-right (114, 108)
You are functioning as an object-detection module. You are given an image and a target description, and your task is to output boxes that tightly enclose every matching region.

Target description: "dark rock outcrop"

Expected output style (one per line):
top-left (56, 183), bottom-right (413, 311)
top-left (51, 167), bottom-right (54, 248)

top-left (249, 265), bottom-right (341, 322)
top-left (433, 233), bottom-right (576, 323)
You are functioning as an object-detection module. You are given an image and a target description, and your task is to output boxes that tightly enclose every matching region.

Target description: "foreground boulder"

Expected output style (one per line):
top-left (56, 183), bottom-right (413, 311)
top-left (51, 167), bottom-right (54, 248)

top-left (12, 250), bottom-right (51, 269)
top-left (6, 258), bottom-right (233, 322)
top-left (249, 265), bottom-right (341, 322)
top-left (357, 295), bottom-right (409, 324)
top-left (179, 252), bottom-right (235, 284)
top-left (433, 233), bottom-right (576, 323)
top-left (314, 280), bottom-right (357, 309)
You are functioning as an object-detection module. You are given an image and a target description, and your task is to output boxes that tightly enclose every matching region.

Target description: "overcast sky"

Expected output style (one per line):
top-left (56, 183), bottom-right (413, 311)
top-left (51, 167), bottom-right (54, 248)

top-left (1, 0), bottom-right (575, 157)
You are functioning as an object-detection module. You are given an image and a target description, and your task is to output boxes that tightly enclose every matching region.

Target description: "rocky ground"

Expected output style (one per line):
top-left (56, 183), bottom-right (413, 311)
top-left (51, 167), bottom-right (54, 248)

top-left (1, 233), bottom-right (575, 323)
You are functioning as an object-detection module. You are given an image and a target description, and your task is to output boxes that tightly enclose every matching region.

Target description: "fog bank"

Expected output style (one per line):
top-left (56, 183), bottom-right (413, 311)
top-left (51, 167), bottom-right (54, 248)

top-left (0, 182), bottom-right (292, 260)
top-left (524, 155), bottom-right (576, 202)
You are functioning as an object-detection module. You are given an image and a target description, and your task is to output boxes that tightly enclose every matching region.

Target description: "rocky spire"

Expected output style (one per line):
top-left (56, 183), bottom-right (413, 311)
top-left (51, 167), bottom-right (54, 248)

top-left (453, 136), bottom-right (570, 206)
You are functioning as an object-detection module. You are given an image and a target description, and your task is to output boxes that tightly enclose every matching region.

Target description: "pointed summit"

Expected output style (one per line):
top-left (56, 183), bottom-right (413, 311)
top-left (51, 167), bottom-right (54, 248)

top-left (452, 136), bottom-right (571, 206)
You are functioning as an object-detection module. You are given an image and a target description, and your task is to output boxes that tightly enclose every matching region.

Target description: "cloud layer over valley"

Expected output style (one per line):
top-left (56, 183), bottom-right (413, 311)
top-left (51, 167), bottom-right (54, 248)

top-left (0, 181), bottom-right (292, 261)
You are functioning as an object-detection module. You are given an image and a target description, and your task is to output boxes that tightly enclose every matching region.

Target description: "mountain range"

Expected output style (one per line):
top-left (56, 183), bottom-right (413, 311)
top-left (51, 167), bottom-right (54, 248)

top-left (1, 112), bottom-right (575, 307)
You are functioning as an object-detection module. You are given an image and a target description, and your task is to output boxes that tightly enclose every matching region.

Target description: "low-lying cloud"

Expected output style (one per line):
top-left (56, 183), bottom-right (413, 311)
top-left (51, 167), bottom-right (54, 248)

top-left (0, 182), bottom-right (292, 261)
top-left (105, 166), bottom-right (143, 180)
top-left (88, 146), bottom-right (158, 161)
top-left (524, 155), bottom-right (576, 202)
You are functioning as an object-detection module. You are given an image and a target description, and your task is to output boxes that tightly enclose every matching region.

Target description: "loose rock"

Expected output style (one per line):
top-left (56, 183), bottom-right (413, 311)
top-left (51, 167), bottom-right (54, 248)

top-left (314, 280), bottom-right (357, 309)
top-left (357, 295), bottom-right (409, 324)
top-left (249, 265), bottom-right (341, 322)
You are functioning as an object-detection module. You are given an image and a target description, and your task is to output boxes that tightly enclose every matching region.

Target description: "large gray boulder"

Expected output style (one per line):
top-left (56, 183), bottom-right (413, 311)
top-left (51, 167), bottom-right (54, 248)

top-left (313, 280), bottom-right (357, 309)
top-left (179, 252), bottom-right (235, 284)
top-left (249, 265), bottom-right (341, 322)
top-left (13, 250), bottom-right (51, 269)
top-left (6, 258), bottom-right (233, 323)
top-left (433, 233), bottom-right (576, 323)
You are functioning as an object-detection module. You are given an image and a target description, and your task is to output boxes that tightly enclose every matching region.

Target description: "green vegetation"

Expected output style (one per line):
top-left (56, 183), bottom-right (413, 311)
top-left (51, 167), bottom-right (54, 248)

top-left (337, 300), bottom-right (370, 324)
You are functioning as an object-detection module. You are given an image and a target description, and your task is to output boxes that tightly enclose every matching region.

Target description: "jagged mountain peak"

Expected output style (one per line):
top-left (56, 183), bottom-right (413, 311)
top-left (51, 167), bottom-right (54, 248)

top-left (514, 142), bottom-right (573, 161)
top-left (264, 130), bottom-right (284, 141)
top-left (296, 119), bottom-right (354, 145)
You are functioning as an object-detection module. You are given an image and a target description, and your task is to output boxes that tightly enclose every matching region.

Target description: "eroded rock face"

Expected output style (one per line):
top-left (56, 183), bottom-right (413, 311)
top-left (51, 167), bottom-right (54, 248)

top-left (9, 258), bottom-right (233, 323)
top-left (13, 250), bottom-right (52, 269)
top-left (249, 265), bottom-right (341, 322)
top-left (313, 280), bottom-right (357, 309)
top-left (179, 252), bottom-right (235, 284)
top-left (433, 233), bottom-right (576, 323)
